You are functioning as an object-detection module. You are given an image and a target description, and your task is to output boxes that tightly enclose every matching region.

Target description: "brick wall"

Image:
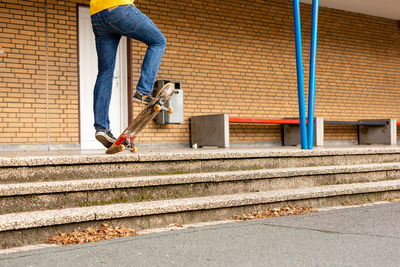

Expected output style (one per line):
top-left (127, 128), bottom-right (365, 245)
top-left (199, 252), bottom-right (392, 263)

top-left (1, 0), bottom-right (399, 147)
top-left (133, 0), bottom-right (400, 145)
top-left (0, 0), bottom-right (84, 145)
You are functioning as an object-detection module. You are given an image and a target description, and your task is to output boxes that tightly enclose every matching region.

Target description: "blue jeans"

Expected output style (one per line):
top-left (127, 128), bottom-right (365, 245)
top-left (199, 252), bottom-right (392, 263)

top-left (91, 5), bottom-right (166, 130)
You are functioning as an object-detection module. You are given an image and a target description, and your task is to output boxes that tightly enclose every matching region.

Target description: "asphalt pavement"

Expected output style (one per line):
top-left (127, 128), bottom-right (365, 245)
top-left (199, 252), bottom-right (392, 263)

top-left (1, 202), bottom-right (399, 267)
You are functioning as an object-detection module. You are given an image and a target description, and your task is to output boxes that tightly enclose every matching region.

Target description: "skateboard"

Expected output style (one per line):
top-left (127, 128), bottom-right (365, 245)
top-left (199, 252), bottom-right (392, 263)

top-left (105, 83), bottom-right (175, 154)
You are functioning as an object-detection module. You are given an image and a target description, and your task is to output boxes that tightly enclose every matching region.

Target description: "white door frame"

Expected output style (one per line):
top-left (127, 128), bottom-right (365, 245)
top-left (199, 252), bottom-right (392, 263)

top-left (78, 6), bottom-right (128, 149)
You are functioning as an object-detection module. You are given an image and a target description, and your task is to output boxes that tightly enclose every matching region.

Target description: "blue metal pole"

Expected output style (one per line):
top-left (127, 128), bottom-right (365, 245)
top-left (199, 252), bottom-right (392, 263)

top-left (292, 0), bottom-right (308, 149)
top-left (307, 0), bottom-right (319, 149)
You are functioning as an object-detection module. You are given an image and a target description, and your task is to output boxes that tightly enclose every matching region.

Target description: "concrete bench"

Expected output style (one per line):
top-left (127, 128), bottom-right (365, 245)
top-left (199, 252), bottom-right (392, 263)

top-left (325, 119), bottom-right (397, 146)
top-left (190, 114), bottom-right (397, 148)
top-left (190, 114), bottom-right (323, 148)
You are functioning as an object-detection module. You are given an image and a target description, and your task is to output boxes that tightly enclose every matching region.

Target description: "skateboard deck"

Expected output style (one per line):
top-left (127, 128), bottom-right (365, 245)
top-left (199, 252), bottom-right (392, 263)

top-left (105, 83), bottom-right (175, 154)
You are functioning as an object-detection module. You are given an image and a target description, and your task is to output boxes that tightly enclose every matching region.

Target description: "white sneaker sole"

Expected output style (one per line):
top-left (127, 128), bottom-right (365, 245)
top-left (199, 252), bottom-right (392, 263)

top-left (95, 132), bottom-right (116, 148)
top-left (133, 98), bottom-right (150, 105)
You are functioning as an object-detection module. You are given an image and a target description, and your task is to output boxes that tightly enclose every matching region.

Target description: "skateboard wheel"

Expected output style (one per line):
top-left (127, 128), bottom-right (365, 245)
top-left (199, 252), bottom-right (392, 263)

top-left (130, 146), bottom-right (137, 153)
top-left (168, 107), bottom-right (173, 114)
top-left (118, 144), bottom-right (125, 152)
top-left (154, 104), bottom-right (161, 112)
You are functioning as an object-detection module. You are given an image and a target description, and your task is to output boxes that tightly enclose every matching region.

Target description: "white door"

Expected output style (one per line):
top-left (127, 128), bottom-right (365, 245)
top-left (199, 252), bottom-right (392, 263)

top-left (78, 6), bottom-right (128, 149)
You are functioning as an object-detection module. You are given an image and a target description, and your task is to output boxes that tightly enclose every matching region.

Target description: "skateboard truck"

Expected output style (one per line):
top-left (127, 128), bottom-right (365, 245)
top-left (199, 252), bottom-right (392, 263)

top-left (115, 136), bottom-right (137, 153)
top-left (125, 136), bottom-right (138, 153)
top-left (154, 101), bottom-right (173, 114)
top-left (105, 83), bottom-right (175, 155)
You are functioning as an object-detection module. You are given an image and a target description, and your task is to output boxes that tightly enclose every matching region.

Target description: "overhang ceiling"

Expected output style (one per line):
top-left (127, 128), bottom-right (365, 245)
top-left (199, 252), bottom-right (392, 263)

top-left (300, 0), bottom-right (400, 20)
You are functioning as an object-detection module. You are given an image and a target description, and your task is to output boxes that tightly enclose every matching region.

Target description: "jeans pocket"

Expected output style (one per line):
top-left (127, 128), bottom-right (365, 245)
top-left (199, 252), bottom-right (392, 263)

top-left (109, 13), bottom-right (139, 34)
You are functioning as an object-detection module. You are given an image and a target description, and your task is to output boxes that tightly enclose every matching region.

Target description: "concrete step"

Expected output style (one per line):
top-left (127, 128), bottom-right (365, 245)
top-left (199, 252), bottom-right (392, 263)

top-left (2, 147), bottom-right (400, 183)
top-left (1, 163), bottom-right (400, 214)
top-left (1, 179), bottom-right (400, 248)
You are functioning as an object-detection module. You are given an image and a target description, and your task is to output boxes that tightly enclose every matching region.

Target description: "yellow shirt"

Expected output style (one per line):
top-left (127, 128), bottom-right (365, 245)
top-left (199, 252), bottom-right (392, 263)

top-left (90, 0), bottom-right (134, 16)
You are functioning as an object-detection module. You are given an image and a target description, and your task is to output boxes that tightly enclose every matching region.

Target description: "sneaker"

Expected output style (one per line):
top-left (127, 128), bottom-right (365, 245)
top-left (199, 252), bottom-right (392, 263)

top-left (133, 90), bottom-right (154, 105)
top-left (95, 127), bottom-right (117, 148)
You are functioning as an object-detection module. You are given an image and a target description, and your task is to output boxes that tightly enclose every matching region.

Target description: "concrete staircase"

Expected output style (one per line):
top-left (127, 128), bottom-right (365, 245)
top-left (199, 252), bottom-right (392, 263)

top-left (1, 147), bottom-right (400, 248)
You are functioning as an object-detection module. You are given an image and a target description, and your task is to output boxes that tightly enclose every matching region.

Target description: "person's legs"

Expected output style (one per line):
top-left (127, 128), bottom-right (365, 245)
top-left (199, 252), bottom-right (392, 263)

top-left (90, 5), bottom-right (166, 147)
top-left (93, 38), bottom-right (121, 130)
top-left (91, 12), bottom-right (121, 147)
top-left (101, 5), bottom-right (166, 97)
top-left (133, 9), bottom-right (167, 96)
top-left (92, 19), bottom-right (121, 130)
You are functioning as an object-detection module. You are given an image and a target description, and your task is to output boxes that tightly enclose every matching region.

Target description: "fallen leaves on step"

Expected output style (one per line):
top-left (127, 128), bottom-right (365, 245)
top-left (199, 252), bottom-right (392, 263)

top-left (46, 223), bottom-right (139, 245)
top-left (233, 205), bottom-right (317, 220)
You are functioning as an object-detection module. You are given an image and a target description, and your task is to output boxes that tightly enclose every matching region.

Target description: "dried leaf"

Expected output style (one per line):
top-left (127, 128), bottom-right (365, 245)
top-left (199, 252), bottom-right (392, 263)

top-left (46, 224), bottom-right (140, 246)
top-left (233, 205), bottom-right (317, 220)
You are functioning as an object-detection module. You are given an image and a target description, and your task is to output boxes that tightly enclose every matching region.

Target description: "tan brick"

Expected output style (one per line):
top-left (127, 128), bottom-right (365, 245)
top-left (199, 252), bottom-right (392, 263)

top-left (0, 0), bottom-right (400, 146)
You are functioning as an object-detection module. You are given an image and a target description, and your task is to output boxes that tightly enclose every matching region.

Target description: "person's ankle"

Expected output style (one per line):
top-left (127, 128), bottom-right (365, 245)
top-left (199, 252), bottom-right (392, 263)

top-left (95, 127), bottom-right (116, 148)
top-left (133, 90), bottom-right (153, 104)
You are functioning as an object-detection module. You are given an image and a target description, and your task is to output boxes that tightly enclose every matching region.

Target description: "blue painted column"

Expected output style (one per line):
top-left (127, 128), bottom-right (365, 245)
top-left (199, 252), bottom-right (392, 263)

top-left (307, 0), bottom-right (319, 149)
top-left (292, 0), bottom-right (308, 149)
